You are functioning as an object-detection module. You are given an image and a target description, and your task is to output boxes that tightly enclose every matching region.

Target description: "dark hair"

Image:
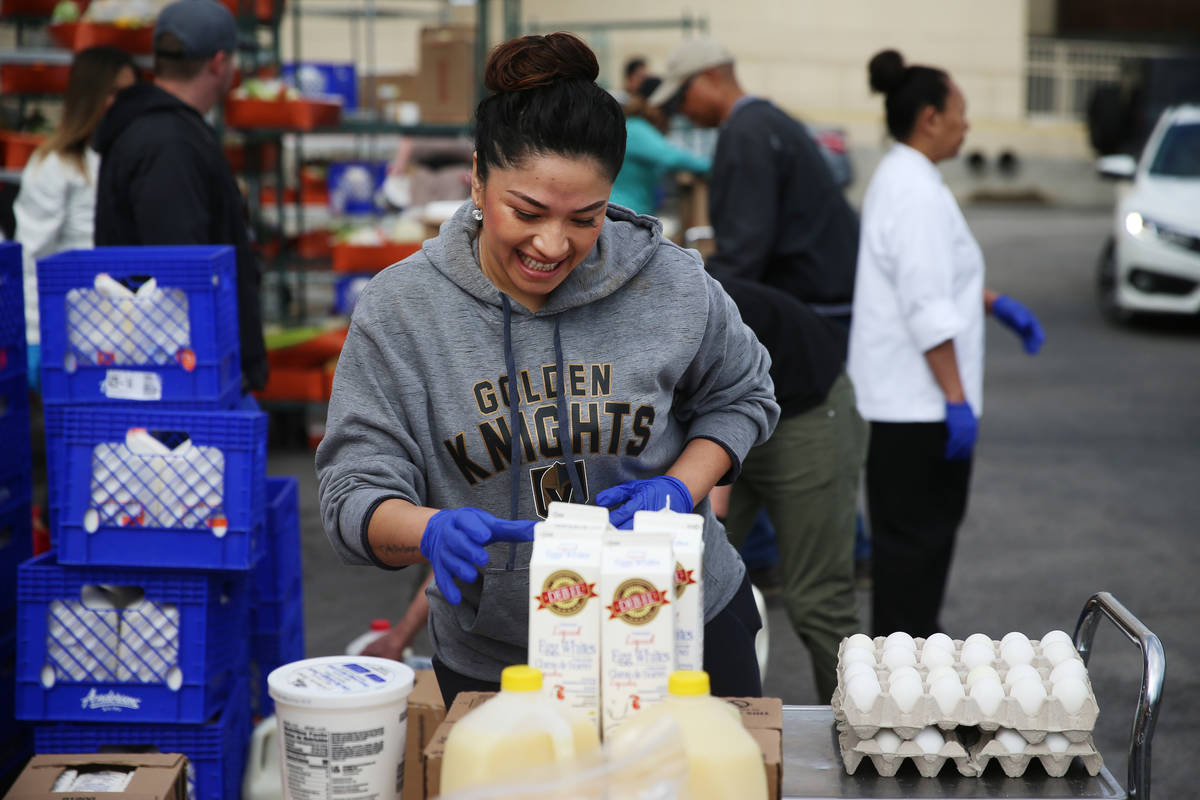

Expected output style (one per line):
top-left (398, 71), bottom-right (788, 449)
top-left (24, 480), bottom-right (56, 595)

top-left (868, 49), bottom-right (950, 141)
top-left (624, 57), bottom-right (646, 80)
top-left (634, 75), bottom-right (661, 101)
top-left (34, 45), bottom-right (137, 175)
top-left (154, 32), bottom-right (208, 80)
top-left (474, 32), bottom-right (626, 183)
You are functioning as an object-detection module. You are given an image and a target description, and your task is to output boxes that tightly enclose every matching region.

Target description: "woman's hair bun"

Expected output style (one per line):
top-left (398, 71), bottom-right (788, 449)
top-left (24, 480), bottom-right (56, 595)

top-left (484, 32), bottom-right (599, 93)
top-left (868, 49), bottom-right (906, 95)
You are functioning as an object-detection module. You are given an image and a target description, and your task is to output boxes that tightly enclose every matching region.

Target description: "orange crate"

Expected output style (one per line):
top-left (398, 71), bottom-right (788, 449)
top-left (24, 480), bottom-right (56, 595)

top-left (224, 141), bottom-right (280, 172)
top-left (259, 186), bottom-right (328, 205)
top-left (220, 0), bottom-right (283, 22)
top-left (48, 21), bottom-right (154, 53)
top-left (332, 241), bottom-right (422, 273)
top-left (1, 64), bottom-right (70, 94)
top-left (1, 131), bottom-right (45, 169)
top-left (253, 361), bottom-right (335, 403)
top-left (225, 97), bottom-right (341, 131)
top-left (1, 0), bottom-right (90, 14)
top-left (268, 328), bottom-right (347, 368)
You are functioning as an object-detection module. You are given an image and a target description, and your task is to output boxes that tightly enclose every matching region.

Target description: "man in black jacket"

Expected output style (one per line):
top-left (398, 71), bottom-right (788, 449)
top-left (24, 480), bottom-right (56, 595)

top-left (94, 0), bottom-right (267, 392)
top-left (651, 38), bottom-right (866, 702)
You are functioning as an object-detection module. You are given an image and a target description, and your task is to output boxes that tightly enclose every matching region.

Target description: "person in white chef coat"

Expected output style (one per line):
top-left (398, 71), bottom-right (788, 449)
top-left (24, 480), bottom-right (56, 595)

top-left (848, 49), bottom-right (1046, 638)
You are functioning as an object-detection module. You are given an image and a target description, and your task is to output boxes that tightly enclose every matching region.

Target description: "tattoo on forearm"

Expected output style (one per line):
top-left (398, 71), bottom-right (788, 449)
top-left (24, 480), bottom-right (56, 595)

top-left (378, 543), bottom-right (420, 556)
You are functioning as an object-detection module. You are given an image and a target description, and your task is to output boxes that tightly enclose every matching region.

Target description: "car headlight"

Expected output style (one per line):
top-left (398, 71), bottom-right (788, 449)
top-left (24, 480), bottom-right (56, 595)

top-left (1124, 211), bottom-right (1144, 237)
top-left (1124, 212), bottom-right (1200, 253)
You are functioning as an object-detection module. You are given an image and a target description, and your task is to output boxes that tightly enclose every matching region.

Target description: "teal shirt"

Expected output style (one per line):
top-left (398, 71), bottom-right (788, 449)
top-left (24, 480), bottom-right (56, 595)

top-left (610, 116), bottom-right (711, 215)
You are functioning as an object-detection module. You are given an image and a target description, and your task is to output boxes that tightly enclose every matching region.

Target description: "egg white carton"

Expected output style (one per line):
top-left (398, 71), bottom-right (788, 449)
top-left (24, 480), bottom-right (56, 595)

top-left (832, 633), bottom-right (1099, 741)
top-left (836, 723), bottom-right (976, 778)
top-left (970, 728), bottom-right (1104, 778)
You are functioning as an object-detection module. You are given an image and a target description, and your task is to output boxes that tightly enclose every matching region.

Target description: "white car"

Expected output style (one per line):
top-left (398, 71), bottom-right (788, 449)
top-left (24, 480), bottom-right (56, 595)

top-left (1097, 104), bottom-right (1200, 321)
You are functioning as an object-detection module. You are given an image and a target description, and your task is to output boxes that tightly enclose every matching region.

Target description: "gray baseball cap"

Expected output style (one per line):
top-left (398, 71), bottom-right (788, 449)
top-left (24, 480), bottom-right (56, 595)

top-left (154, 0), bottom-right (237, 59)
top-left (648, 37), bottom-right (734, 108)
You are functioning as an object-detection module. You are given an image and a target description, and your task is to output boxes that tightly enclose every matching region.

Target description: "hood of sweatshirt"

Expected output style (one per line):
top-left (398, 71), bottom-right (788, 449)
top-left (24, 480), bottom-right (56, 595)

top-left (422, 200), bottom-right (665, 316)
top-left (93, 83), bottom-right (204, 156)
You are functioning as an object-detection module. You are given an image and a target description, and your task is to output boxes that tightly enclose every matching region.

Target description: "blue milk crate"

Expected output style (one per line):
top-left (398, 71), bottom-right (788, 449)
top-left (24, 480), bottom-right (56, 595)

top-left (35, 677), bottom-right (251, 800)
top-left (0, 501), bottom-right (33, 631)
top-left (0, 370), bottom-right (33, 508)
top-left (252, 477), bottom-right (303, 633)
top-left (1, 628), bottom-right (16, 730)
top-left (0, 242), bottom-right (26, 382)
top-left (46, 406), bottom-right (267, 571)
top-left (16, 551), bottom-right (248, 723)
top-left (249, 601), bottom-right (304, 718)
top-left (37, 246), bottom-right (241, 408)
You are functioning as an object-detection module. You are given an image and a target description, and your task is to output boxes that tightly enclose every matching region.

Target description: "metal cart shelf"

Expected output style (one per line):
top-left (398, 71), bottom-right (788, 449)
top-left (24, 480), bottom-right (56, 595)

top-left (781, 593), bottom-right (1165, 799)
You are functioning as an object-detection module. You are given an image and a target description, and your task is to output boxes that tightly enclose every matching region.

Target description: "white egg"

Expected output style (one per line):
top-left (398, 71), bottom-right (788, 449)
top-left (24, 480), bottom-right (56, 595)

top-left (842, 647), bottom-right (877, 667)
top-left (1000, 637), bottom-right (1036, 667)
top-left (884, 631), bottom-right (917, 651)
top-left (964, 632), bottom-right (994, 650)
top-left (847, 673), bottom-right (881, 712)
top-left (1001, 631), bottom-right (1030, 649)
top-left (1050, 658), bottom-right (1089, 686)
top-left (1040, 629), bottom-right (1073, 648)
top-left (842, 661), bottom-right (876, 684)
top-left (874, 729), bottom-right (902, 754)
top-left (994, 728), bottom-right (1027, 754)
top-left (920, 644), bottom-right (955, 668)
top-left (925, 665), bottom-right (958, 687)
top-left (1043, 640), bottom-right (1080, 667)
top-left (889, 665), bottom-right (921, 685)
top-left (970, 677), bottom-right (1005, 716)
top-left (888, 671), bottom-right (924, 713)
top-left (960, 640), bottom-right (996, 670)
top-left (923, 632), bottom-right (955, 653)
top-left (1044, 732), bottom-right (1071, 754)
top-left (930, 674), bottom-right (965, 715)
top-left (1052, 677), bottom-right (1089, 714)
top-left (881, 646), bottom-right (917, 670)
top-left (845, 633), bottom-right (875, 652)
top-left (1003, 663), bottom-right (1042, 688)
top-left (1009, 676), bottom-right (1048, 715)
top-left (966, 664), bottom-right (1001, 688)
top-left (914, 726), bottom-right (945, 755)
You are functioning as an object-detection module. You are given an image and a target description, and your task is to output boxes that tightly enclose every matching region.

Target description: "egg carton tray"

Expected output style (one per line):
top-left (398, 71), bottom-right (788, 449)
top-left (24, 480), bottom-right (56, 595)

top-left (836, 723), bottom-right (975, 778)
top-left (970, 728), bottom-right (1104, 779)
top-left (831, 638), bottom-right (1099, 741)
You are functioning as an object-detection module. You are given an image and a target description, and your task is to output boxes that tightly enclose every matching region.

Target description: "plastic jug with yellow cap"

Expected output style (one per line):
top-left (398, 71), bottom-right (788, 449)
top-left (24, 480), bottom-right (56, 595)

top-left (439, 665), bottom-right (601, 794)
top-left (609, 670), bottom-right (768, 800)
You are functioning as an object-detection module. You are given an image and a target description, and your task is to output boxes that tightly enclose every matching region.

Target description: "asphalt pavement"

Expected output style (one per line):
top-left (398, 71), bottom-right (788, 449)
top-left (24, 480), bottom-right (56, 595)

top-left (272, 204), bottom-right (1199, 798)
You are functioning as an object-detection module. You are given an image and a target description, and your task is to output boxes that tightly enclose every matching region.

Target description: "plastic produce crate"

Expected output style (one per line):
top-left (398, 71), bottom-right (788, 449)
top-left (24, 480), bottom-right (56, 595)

top-left (252, 477), bottom-right (303, 632)
top-left (249, 602), bottom-right (304, 718)
top-left (16, 551), bottom-right (248, 723)
top-left (47, 22), bottom-right (154, 54)
top-left (37, 246), bottom-right (242, 408)
top-left (0, 370), bottom-right (33, 509)
top-left (0, 130), bottom-right (44, 170)
top-left (0, 241), bottom-right (26, 379)
top-left (1, 63), bottom-right (71, 94)
top-left (0, 501), bottom-right (33, 630)
top-left (35, 678), bottom-right (252, 800)
top-left (45, 406), bottom-right (267, 571)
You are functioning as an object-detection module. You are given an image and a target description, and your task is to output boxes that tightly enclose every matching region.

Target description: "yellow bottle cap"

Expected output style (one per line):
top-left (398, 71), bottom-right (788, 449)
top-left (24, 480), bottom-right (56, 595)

top-left (668, 670), bottom-right (710, 696)
top-left (500, 665), bottom-right (543, 692)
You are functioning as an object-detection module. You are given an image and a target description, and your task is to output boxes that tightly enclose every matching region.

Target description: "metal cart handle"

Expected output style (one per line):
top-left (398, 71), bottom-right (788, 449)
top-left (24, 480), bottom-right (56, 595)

top-left (1073, 592), bottom-right (1166, 800)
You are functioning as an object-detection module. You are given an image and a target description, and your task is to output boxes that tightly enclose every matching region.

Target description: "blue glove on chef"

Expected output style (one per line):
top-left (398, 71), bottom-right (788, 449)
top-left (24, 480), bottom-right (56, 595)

top-left (596, 475), bottom-right (693, 530)
top-left (944, 401), bottom-right (978, 461)
top-left (420, 508), bottom-right (534, 605)
top-left (991, 295), bottom-right (1045, 354)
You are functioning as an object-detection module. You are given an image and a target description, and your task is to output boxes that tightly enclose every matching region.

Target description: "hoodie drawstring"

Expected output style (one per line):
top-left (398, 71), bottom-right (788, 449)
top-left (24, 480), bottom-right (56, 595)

top-left (552, 316), bottom-right (585, 502)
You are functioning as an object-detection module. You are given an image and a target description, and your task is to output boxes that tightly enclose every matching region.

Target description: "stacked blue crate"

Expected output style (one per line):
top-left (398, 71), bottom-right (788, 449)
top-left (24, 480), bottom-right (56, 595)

top-left (0, 242), bottom-right (33, 776)
top-left (22, 246), bottom-right (272, 799)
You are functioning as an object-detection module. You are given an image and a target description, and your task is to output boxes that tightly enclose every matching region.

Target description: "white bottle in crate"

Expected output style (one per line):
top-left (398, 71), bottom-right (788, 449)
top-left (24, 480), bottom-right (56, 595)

top-left (345, 618), bottom-right (391, 656)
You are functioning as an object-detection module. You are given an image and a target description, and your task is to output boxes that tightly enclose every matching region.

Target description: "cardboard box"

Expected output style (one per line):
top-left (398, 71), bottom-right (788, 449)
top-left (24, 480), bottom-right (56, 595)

top-left (402, 669), bottom-right (446, 800)
top-left (416, 25), bottom-right (476, 125)
top-left (422, 693), bottom-right (783, 800)
top-left (5, 753), bottom-right (188, 800)
top-left (360, 72), bottom-right (423, 118)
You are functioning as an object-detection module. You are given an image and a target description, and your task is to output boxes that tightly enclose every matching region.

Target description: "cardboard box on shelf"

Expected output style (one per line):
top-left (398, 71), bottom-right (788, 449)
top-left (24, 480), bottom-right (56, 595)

top-left (402, 669), bottom-right (446, 800)
top-left (360, 72), bottom-right (423, 120)
top-left (422, 693), bottom-right (783, 800)
top-left (5, 753), bottom-right (188, 800)
top-left (416, 25), bottom-right (476, 125)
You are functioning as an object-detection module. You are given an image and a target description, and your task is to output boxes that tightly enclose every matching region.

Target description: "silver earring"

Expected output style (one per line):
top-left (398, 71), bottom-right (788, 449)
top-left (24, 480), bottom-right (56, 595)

top-left (472, 208), bottom-right (483, 222)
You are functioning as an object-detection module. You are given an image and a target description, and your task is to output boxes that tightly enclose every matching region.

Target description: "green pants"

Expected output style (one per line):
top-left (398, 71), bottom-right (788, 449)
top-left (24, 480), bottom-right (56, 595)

top-left (725, 371), bottom-right (868, 703)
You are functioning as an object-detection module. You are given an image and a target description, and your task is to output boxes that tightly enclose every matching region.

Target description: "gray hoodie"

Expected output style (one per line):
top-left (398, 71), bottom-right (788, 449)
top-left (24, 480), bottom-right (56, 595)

top-left (316, 201), bottom-right (779, 682)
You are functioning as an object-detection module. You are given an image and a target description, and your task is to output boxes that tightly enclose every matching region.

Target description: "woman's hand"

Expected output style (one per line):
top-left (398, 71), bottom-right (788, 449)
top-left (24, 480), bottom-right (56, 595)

top-left (420, 508), bottom-right (535, 604)
top-left (596, 476), bottom-right (693, 529)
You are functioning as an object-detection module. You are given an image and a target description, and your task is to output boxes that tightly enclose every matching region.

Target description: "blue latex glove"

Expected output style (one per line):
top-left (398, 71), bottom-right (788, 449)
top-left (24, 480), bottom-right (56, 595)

top-left (944, 401), bottom-right (978, 461)
top-left (26, 344), bottom-right (40, 392)
top-left (991, 295), bottom-right (1045, 354)
top-left (420, 508), bottom-right (535, 605)
top-left (595, 475), bottom-right (693, 530)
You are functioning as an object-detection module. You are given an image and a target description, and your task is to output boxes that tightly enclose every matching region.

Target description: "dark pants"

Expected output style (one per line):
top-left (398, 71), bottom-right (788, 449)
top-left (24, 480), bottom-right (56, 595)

top-left (432, 574), bottom-right (763, 710)
top-left (866, 421), bottom-right (972, 638)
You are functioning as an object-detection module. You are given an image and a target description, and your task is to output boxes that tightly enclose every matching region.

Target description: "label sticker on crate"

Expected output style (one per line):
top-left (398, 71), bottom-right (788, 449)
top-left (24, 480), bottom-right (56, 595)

top-left (86, 429), bottom-right (226, 531)
top-left (103, 370), bottom-right (164, 401)
top-left (65, 275), bottom-right (191, 368)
